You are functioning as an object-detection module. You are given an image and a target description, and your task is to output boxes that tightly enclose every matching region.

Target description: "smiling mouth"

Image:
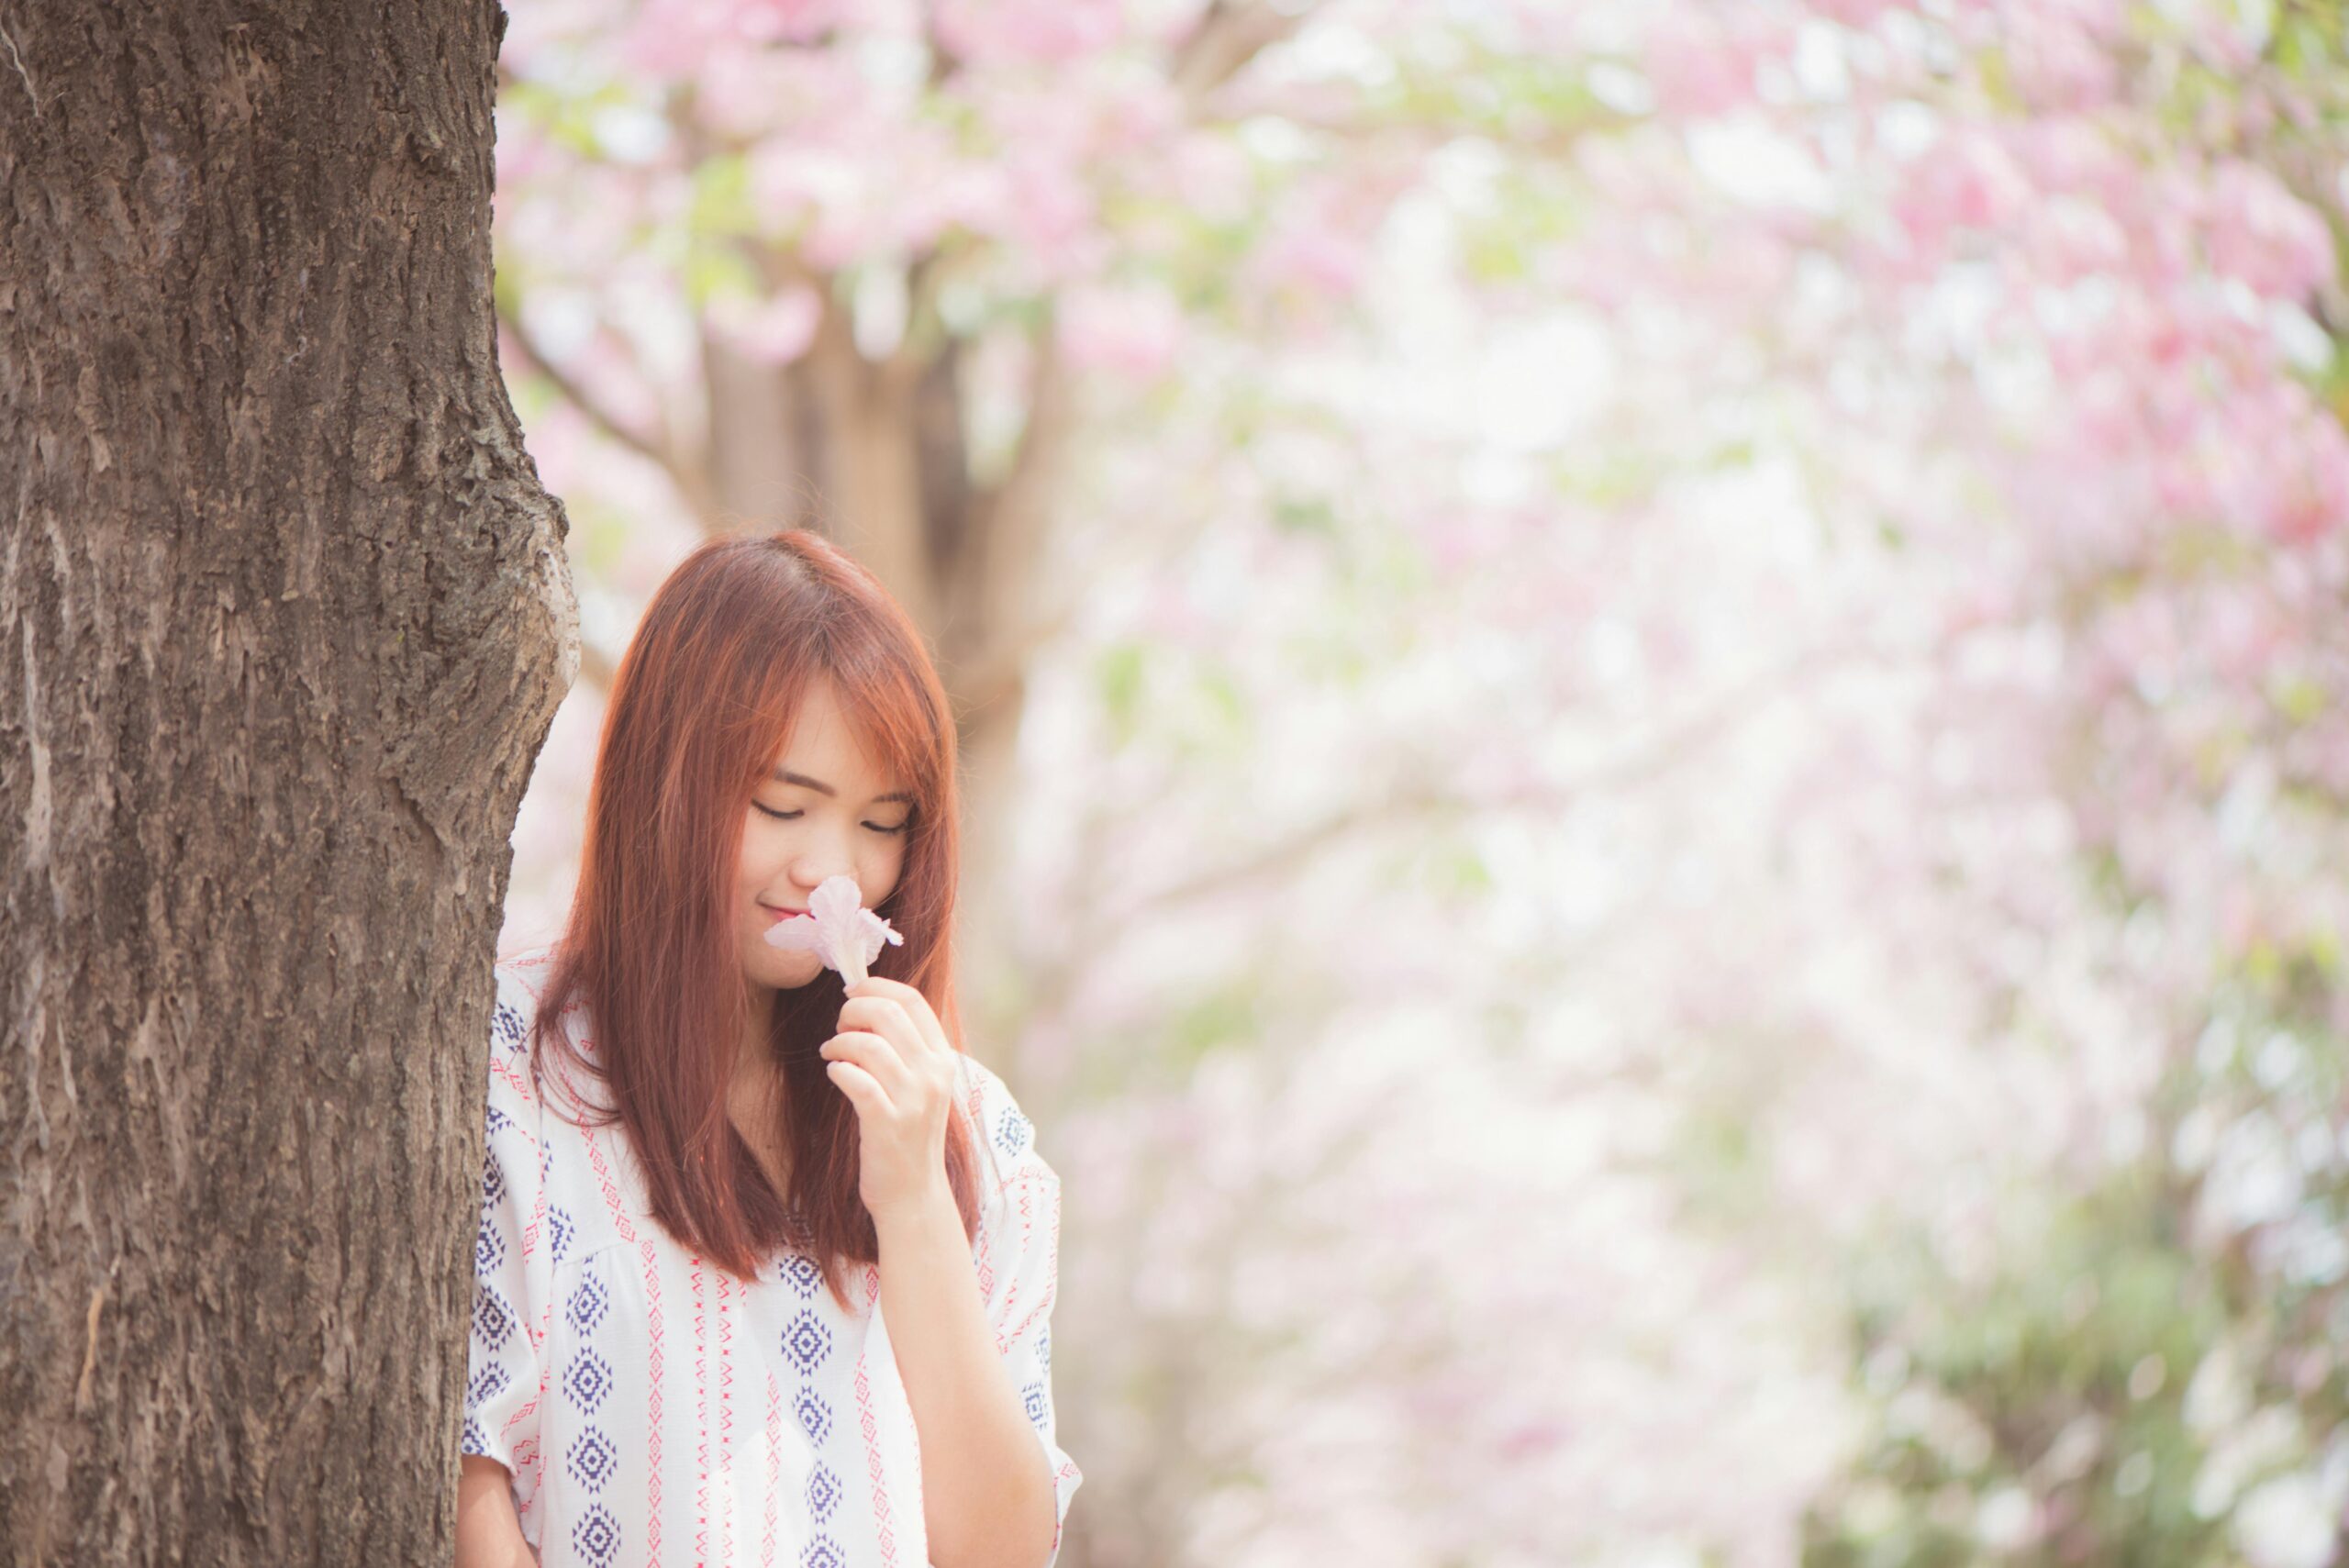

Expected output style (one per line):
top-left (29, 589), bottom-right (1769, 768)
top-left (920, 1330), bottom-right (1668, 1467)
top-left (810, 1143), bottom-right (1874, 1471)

top-left (761, 904), bottom-right (809, 921)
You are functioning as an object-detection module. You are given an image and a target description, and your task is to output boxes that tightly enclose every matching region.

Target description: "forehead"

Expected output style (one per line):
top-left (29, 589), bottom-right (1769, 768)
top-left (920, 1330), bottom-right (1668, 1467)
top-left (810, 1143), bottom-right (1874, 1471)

top-left (771, 682), bottom-right (906, 794)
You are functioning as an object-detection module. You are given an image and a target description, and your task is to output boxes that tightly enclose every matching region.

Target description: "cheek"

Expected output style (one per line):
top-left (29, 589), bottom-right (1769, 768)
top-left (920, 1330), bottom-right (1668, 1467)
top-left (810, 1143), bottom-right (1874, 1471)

top-left (865, 839), bottom-right (909, 898)
top-left (737, 833), bottom-right (790, 898)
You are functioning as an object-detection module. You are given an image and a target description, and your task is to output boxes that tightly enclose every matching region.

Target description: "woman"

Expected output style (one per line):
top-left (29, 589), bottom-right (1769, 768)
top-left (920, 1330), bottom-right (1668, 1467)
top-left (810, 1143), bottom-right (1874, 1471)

top-left (455, 531), bottom-right (1082, 1568)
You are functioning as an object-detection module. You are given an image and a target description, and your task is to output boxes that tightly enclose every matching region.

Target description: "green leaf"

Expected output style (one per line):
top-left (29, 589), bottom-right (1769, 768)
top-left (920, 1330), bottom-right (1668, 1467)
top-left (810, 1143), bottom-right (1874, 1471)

top-left (688, 151), bottom-right (756, 240)
top-left (1095, 642), bottom-right (1147, 748)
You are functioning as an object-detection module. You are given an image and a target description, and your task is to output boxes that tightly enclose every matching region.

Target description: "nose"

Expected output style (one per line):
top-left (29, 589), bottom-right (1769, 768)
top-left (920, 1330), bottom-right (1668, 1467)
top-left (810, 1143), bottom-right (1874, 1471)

top-left (789, 854), bottom-right (859, 901)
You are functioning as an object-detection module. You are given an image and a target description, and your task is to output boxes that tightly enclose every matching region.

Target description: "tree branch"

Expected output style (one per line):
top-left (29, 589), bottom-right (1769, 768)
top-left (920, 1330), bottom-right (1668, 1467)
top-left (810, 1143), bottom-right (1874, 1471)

top-left (502, 312), bottom-right (722, 530)
top-left (1103, 627), bottom-right (1916, 923)
top-left (1170, 0), bottom-right (1313, 109)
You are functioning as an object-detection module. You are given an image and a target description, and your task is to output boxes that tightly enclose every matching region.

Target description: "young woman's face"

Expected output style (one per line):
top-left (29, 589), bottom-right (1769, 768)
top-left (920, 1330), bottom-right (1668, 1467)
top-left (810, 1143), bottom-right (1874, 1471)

top-left (736, 677), bottom-right (914, 995)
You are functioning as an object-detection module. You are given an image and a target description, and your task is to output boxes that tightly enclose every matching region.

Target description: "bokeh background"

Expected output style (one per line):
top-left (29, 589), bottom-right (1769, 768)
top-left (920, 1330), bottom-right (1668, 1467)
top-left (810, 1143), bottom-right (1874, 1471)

top-left (485, 2), bottom-right (2349, 1563)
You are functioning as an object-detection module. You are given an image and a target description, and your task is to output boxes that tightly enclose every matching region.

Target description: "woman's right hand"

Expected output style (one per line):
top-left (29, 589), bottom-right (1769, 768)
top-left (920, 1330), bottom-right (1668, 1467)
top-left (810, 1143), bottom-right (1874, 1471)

top-left (455, 1454), bottom-right (539, 1568)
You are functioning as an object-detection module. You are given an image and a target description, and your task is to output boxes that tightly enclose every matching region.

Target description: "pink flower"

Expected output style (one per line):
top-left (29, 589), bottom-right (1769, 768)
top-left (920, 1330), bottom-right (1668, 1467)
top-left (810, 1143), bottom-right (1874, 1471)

top-left (707, 284), bottom-right (823, 366)
top-left (622, 0), bottom-right (841, 79)
top-left (1639, 12), bottom-right (1786, 119)
top-left (1893, 131), bottom-right (2032, 262)
top-left (934, 0), bottom-right (1124, 64)
top-left (763, 874), bottom-right (904, 986)
top-left (2205, 160), bottom-right (2335, 300)
top-left (1057, 281), bottom-right (1186, 380)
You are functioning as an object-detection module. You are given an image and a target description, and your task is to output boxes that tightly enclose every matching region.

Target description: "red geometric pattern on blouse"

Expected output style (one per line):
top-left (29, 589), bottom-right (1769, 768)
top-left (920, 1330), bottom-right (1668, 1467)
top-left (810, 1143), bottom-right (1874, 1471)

top-left (489, 967), bottom-right (558, 1500)
top-left (577, 1121), bottom-right (666, 1563)
top-left (762, 1365), bottom-right (783, 1567)
top-left (488, 1054), bottom-right (553, 1472)
top-left (718, 1269), bottom-right (736, 1565)
top-left (964, 1063), bottom-right (998, 1300)
top-left (996, 1170), bottom-right (1060, 1351)
top-left (694, 1253), bottom-right (709, 1564)
top-left (855, 1262), bottom-right (899, 1568)
top-left (1052, 1457), bottom-right (1078, 1551)
top-left (639, 1236), bottom-right (665, 1560)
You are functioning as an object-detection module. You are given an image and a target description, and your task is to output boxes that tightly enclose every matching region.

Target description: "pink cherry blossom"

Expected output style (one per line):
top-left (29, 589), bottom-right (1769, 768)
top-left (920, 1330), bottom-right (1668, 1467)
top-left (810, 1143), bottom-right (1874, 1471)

top-left (2204, 160), bottom-right (2336, 300)
top-left (1058, 281), bottom-right (1186, 381)
top-left (707, 284), bottom-right (822, 366)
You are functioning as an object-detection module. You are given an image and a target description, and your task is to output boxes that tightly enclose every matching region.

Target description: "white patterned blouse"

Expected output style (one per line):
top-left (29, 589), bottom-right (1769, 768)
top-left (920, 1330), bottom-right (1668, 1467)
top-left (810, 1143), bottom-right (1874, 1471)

top-left (461, 944), bottom-right (1083, 1568)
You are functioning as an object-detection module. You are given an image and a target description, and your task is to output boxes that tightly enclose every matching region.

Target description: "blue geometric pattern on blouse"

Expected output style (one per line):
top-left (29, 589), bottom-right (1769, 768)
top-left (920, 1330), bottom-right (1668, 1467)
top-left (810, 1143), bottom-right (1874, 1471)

top-left (550, 1206), bottom-right (574, 1266)
top-left (768, 1231), bottom-right (838, 1568)
top-left (468, 1359), bottom-right (511, 1407)
top-left (474, 1209), bottom-right (508, 1276)
top-left (567, 1426), bottom-right (619, 1491)
top-left (460, 1416), bottom-right (489, 1456)
top-left (792, 1387), bottom-right (833, 1447)
top-left (572, 1501), bottom-right (620, 1565)
top-left (994, 1104), bottom-right (1032, 1160)
top-left (481, 1145), bottom-right (507, 1210)
top-left (484, 1102), bottom-right (515, 1138)
top-left (564, 1346), bottom-right (612, 1414)
top-left (473, 1282), bottom-right (515, 1349)
top-left (778, 1253), bottom-right (821, 1299)
top-left (1036, 1324), bottom-right (1051, 1370)
top-left (492, 1002), bottom-right (527, 1051)
top-left (566, 1251), bottom-right (619, 1559)
top-left (781, 1309), bottom-right (831, 1376)
top-left (1022, 1380), bottom-right (1049, 1431)
top-left (565, 1270), bottom-right (609, 1338)
top-left (807, 1462), bottom-right (841, 1524)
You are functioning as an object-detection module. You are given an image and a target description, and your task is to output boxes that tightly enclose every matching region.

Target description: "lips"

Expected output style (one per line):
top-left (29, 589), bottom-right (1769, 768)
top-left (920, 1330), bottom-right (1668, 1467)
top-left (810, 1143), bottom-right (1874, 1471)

top-left (762, 905), bottom-right (809, 923)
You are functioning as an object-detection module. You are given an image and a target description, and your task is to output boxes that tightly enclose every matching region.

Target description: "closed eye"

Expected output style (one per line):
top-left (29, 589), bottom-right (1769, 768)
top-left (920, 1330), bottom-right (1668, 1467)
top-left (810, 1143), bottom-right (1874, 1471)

top-left (753, 803), bottom-right (910, 835)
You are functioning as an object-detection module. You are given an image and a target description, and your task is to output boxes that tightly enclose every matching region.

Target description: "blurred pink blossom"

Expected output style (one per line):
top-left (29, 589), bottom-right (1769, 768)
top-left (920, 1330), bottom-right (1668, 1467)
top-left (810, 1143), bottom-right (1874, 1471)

top-left (1058, 281), bottom-right (1186, 380)
top-left (1893, 130), bottom-right (2032, 261)
top-left (934, 0), bottom-right (1126, 64)
top-left (2204, 161), bottom-right (2336, 299)
top-left (707, 284), bottom-right (823, 365)
top-left (623, 0), bottom-right (843, 78)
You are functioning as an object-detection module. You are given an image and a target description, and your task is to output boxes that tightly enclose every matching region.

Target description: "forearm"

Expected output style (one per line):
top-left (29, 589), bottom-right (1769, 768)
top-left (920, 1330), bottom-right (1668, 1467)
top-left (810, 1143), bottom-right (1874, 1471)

top-left (455, 1458), bottom-right (539, 1568)
top-left (875, 1189), bottom-right (1057, 1568)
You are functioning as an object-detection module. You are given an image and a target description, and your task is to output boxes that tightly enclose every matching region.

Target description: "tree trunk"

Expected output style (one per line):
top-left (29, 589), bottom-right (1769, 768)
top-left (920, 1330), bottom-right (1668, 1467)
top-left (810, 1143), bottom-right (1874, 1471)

top-left (0, 3), bottom-right (575, 1563)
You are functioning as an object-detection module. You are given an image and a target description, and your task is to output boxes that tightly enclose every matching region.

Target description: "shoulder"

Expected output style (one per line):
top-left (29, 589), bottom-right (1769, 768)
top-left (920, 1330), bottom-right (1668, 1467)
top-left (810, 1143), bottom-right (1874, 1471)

top-left (478, 952), bottom-right (549, 1130)
top-left (482, 950), bottom-right (551, 1090)
top-left (954, 1054), bottom-right (1019, 1143)
top-left (954, 1053), bottom-right (1055, 1192)
top-left (492, 941), bottom-right (562, 1030)
top-left (489, 942), bottom-right (611, 1119)
top-left (955, 1057), bottom-right (1067, 1280)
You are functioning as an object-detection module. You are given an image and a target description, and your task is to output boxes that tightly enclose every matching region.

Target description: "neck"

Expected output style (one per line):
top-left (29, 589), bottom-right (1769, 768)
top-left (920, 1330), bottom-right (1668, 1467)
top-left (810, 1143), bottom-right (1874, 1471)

top-left (735, 984), bottom-right (779, 1090)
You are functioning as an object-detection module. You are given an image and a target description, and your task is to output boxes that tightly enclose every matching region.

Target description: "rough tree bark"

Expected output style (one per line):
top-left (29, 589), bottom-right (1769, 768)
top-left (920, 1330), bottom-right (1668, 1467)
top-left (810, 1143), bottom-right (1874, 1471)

top-left (0, 3), bottom-right (575, 1563)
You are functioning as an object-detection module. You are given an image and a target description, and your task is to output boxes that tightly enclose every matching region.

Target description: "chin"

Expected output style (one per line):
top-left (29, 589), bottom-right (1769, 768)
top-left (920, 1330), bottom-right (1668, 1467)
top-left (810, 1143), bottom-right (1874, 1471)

top-left (756, 948), bottom-right (825, 989)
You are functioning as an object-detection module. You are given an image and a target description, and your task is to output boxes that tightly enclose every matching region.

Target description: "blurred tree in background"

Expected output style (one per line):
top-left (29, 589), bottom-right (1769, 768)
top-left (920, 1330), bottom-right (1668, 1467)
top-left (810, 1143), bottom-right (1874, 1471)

top-left (1772, 5), bottom-right (2349, 1563)
top-left (488, 1), bottom-right (2349, 1564)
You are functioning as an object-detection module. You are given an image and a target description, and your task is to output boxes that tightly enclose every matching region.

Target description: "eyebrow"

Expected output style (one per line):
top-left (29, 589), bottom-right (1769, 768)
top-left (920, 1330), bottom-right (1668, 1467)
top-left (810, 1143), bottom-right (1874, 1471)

top-left (771, 769), bottom-right (916, 806)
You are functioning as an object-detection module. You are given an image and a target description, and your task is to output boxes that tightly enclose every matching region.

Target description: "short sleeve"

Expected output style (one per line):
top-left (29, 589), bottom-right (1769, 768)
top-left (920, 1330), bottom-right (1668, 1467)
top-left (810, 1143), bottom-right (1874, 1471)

top-left (960, 1056), bottom-right (1085, 1566)
top-left (459, 970), bottom-right (553, 1508)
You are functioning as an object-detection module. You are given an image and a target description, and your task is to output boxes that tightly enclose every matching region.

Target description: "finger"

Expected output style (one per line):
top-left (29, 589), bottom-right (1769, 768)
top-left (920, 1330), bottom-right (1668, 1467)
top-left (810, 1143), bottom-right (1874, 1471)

top-left (829, 1016), bottom-right (952, 1125)
top-left (845, 999), bottom-right (955, 1105)
top-left (838, 995), bottom-right (933, 1065)
top-left (824, 1058), bottom-right (888, 1115)
top-left (846, 977), bottom-right (950, 1057)
top-left (823, 1029), bottom-right (910, 1099)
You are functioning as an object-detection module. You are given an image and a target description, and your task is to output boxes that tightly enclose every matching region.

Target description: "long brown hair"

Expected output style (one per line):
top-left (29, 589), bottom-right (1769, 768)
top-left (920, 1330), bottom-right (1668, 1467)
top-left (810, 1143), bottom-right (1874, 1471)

top-left (526, 528), bottom-right (981, 1310)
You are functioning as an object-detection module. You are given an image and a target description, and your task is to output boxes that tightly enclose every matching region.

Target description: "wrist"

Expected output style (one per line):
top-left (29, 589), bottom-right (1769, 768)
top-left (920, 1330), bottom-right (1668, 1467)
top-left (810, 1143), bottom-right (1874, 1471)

top-left (871, 1181), bottom-right (960, 1240)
